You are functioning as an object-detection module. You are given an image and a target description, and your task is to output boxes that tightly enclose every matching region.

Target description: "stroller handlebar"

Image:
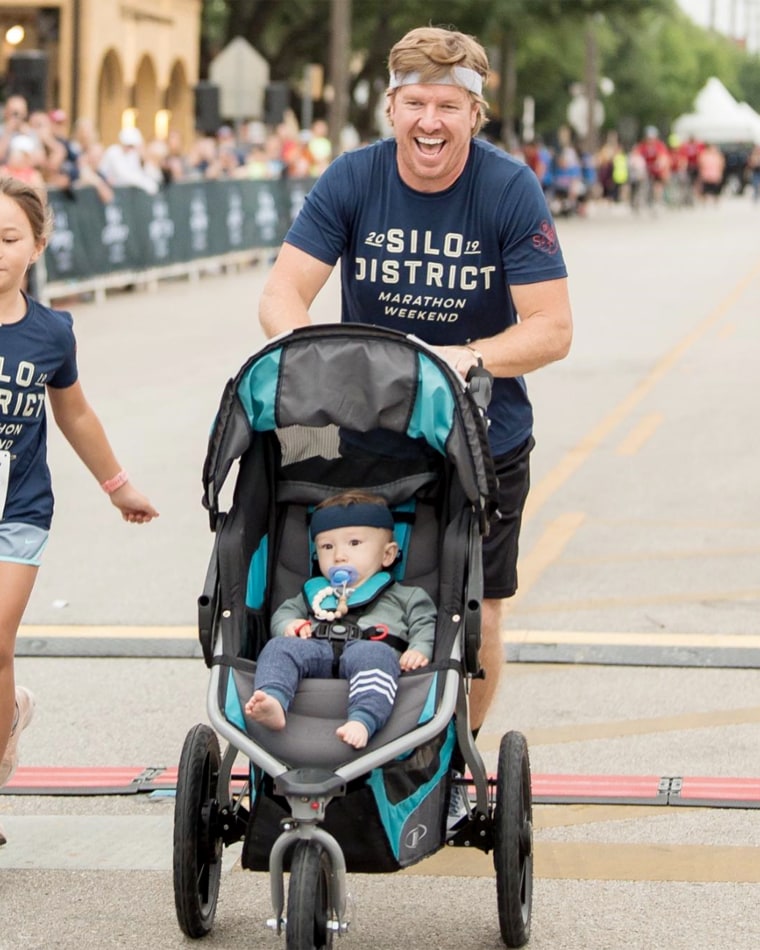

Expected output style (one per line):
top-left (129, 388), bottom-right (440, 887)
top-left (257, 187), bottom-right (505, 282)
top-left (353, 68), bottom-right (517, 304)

top-left (465, 365), bottom-right (493, 414)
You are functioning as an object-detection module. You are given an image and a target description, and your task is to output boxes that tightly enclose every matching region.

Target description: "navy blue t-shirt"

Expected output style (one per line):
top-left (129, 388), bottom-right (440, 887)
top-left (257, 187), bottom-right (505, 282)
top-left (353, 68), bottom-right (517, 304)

top-left (0, 295), bottom-right (78, 528)
top-left (285, 137), bottom-right (568, 454)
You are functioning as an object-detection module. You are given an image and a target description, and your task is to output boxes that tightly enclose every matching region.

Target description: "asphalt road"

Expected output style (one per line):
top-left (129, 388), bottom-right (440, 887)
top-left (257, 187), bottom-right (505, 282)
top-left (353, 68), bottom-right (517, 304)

top-left (2, 193), bottom-right (760, 950)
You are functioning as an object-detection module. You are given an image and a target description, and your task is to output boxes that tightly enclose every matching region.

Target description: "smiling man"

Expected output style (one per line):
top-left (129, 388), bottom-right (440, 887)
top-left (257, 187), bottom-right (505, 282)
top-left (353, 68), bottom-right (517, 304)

top-left (259, 26), bottom-right (573, 731)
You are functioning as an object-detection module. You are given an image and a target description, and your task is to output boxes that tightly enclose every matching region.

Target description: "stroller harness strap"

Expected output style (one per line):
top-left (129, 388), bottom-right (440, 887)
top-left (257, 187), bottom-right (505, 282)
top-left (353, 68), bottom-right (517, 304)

top-left (311, 618), bottom-right (411, 661)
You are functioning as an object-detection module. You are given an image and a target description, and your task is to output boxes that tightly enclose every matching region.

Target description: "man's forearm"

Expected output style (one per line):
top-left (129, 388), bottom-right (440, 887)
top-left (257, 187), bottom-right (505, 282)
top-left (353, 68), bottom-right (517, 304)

top-left (259, 280), bottom-right (313, 338)
top-left (259, 244), bottom-right (335, 337)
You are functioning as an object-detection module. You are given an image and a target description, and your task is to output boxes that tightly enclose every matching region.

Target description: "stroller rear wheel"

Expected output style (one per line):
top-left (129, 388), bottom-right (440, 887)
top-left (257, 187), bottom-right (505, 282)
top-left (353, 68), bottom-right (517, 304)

top-left (173, 724), bottom-right (223, 938)
top-left (494, 730), bottom-right (533, 948)
top-left (286, 840), bottom-right (335, 950)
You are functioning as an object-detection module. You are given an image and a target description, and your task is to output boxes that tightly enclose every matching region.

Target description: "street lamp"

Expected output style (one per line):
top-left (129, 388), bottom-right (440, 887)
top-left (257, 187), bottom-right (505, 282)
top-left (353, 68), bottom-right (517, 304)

top-left (5, 25), bottom-right (25, 46)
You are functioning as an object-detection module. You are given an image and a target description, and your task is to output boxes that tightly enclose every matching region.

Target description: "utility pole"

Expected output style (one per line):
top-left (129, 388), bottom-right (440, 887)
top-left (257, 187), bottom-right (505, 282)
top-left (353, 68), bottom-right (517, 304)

top-left (498, 30), bottom-right (518, 151)
top-left (584, 19), bottom-right (599, 155)
top-left (328, 0), bottom-right (351, 156)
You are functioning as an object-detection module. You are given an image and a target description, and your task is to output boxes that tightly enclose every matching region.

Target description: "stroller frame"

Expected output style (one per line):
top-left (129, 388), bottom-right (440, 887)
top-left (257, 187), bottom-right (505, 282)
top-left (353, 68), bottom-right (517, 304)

top-left (173, 325), bottom-right (534, 948)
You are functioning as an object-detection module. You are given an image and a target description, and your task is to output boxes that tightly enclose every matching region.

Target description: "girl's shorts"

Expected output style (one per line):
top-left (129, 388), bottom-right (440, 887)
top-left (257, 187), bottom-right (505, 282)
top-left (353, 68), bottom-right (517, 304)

top-left (0, 522), bottom-right (50, 566)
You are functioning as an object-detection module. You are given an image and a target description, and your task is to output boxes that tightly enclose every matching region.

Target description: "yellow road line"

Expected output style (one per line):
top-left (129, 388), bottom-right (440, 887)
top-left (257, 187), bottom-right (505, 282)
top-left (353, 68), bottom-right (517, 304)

top-left (616, 410), bottom-right (664, 456)
top-left (512, 512), bottom-right (586, 591)
top-left (401, 841), bottom-right (760, 883)
top-left (523, 257), bottom-right (760, 523)
top-left (504, 629), bottom-right (760, 649)
top-left (21, 625), bottom-right (760, 650)
top-left (534, 803), bottom-right (666, 828)
top-left (510, 587), bottom-right (760, 614)
top-left (508, 263), bottom-right (760, 629)
top-left (562, 544), bottom-right (760, 565)
top-left (18, 625), bottom-right (196, 640)
top-left (505, 512), bottom-right (585, 613)
top-left (477, 706), bottom-right (760, 749)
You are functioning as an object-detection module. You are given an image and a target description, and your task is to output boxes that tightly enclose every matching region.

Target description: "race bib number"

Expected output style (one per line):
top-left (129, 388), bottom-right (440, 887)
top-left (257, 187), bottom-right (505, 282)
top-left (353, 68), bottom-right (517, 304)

top-left (0, 450), bottom-right (9, 518)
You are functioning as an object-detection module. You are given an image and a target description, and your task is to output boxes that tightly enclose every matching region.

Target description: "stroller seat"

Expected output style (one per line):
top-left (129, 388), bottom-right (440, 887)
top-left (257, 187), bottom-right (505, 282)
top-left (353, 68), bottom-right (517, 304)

top-left (221, 448), bottom-right (459, 770)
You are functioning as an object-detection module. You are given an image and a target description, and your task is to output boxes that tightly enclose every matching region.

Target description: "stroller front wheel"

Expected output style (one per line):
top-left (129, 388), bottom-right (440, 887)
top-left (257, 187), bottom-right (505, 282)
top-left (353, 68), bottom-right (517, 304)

top-left (173, 723), bottom-right (224, 938)
top-left (494, 730), bottom-right (533, 947)
top-left (286, 840), bottom-right (335, 950)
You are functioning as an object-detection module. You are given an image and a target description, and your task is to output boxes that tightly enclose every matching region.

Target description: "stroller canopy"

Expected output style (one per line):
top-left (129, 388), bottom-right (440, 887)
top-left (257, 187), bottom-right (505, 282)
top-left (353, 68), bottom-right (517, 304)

top-left (203, 324), bottom-right (496, 522)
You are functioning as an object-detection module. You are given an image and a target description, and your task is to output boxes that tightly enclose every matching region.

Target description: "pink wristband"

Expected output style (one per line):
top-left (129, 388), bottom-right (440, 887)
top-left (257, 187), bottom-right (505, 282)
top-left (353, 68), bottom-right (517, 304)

top-left (101, 470), bottom-right (129, 494)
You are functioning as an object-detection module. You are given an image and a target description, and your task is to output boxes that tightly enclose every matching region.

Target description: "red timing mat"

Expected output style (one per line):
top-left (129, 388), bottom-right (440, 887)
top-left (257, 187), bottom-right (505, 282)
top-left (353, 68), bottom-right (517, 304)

top-left (3, 767), bottom-right (759, 807)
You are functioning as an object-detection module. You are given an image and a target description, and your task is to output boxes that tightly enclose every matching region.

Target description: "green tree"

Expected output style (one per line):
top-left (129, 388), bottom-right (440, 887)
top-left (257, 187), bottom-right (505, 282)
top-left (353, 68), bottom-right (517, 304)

top-left (200, 0), bottom-right (760, 146)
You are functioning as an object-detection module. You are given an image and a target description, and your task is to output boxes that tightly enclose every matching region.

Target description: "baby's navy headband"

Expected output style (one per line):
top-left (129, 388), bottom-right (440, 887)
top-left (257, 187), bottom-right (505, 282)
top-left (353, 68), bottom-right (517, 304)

top-left (310, 503), bottom-right (395, 540)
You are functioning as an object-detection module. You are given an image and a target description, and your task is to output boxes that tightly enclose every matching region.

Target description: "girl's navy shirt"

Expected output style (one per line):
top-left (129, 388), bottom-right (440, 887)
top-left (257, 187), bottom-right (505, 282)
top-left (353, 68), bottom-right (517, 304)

top-left (0, 295), bottom-right (78, 528)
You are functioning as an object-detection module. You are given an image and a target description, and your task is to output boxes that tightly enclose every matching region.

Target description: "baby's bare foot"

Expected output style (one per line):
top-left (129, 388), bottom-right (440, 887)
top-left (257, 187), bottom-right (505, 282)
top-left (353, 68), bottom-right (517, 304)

top-left (336, 720), bottom-right (369, 749)
top-left (245, 690), bottom-right (286, 730)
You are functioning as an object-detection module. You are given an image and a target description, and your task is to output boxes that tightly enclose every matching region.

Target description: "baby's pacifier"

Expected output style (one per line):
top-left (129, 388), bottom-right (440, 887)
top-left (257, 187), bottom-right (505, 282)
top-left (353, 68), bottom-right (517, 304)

top-left (326, 566), bottom-right (358, 618)
top-left (328, 566), bottom-right (359, 587)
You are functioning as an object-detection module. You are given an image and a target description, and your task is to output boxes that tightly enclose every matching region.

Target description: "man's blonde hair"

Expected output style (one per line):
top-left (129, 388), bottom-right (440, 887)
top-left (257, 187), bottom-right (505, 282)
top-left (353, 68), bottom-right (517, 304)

top-left (386, 26), bottom-right (490, 135)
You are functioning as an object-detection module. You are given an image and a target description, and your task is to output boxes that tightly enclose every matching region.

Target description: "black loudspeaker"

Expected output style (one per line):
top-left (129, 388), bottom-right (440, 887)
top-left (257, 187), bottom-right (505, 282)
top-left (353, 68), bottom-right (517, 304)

top-left (7, 51), bottom-right (48, 113)
top-left (264, 82), bottom-right (290, 127)
top-left (194, 81), bottom-right (220, 135)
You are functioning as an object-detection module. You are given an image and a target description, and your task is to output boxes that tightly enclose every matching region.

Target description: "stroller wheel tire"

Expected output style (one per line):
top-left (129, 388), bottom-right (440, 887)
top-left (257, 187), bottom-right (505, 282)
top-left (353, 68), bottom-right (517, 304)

top-left (286, 840), bottom-right (335, 950)
top-left (494, 730), bottom-right (533, 948)
top-left (173, 724), bottom-right (223, 938)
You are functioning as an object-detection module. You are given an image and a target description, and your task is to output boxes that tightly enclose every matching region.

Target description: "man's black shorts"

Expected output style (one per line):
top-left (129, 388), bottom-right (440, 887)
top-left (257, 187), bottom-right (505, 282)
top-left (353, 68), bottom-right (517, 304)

top-left (483, 436), bottom-right (534, 600)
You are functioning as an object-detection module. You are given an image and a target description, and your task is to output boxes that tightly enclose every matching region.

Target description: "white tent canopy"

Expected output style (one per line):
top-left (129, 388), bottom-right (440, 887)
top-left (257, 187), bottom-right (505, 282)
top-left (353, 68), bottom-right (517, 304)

top-left (672, 77), bottom-right (760, 144)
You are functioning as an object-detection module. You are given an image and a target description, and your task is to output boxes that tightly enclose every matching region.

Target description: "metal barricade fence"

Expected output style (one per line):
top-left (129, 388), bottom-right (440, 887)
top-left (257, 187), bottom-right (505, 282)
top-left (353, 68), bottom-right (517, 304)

top-left (39, 177), bottom-right (316, 304)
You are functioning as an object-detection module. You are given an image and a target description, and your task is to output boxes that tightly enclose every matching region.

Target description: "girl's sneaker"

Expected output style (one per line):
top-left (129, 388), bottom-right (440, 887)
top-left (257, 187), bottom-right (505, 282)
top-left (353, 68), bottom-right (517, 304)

top-left (0, 686), bottom-right (36, 787)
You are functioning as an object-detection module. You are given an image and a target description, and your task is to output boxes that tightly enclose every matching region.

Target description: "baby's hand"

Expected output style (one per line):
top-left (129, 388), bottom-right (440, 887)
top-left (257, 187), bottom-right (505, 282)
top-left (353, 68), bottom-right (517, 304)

top-left (400, 649), bottom-right (429, 671)
top-left (284, 619), bottom-right (312, 638)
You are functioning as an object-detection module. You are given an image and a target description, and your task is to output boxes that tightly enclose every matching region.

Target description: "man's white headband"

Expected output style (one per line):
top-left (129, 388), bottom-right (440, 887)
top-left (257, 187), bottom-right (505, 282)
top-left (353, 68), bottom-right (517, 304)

top-left (388, 66), bottom-right (483, 97)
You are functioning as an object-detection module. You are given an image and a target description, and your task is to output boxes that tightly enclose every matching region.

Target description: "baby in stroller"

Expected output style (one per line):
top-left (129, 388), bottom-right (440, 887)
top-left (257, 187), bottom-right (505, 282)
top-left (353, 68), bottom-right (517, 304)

top-left (245, 489), bottom-right (435, 748)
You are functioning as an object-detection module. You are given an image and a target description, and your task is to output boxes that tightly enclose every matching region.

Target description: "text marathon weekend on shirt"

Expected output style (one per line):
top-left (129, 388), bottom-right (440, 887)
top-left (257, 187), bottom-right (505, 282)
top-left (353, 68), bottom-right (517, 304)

top-left (357, 226), bottom-right (497, 324)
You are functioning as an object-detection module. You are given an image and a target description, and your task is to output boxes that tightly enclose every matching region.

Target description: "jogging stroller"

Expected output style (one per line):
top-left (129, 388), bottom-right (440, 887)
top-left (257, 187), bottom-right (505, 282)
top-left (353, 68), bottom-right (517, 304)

top-left (173, 324), bottom-right (534, 948)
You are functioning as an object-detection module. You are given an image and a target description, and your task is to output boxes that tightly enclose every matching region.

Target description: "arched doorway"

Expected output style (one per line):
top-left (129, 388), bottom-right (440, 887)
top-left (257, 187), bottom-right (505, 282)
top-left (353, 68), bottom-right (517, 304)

top-left (134, 55), bottom-right (160, 142)
top-left (96, 50), bottom-right (127, 146)
top-left (166, 60), bottom-right (192, 149)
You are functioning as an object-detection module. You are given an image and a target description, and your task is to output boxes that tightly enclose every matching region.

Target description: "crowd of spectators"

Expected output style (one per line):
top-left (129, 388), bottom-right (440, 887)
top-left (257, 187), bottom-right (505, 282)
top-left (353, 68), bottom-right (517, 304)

top-left (0, 91), bottom-right (755, 217)
top-left (518, 125), bottom-right (751, 217)
top-left (0, 95), bottom-right (337, 202)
